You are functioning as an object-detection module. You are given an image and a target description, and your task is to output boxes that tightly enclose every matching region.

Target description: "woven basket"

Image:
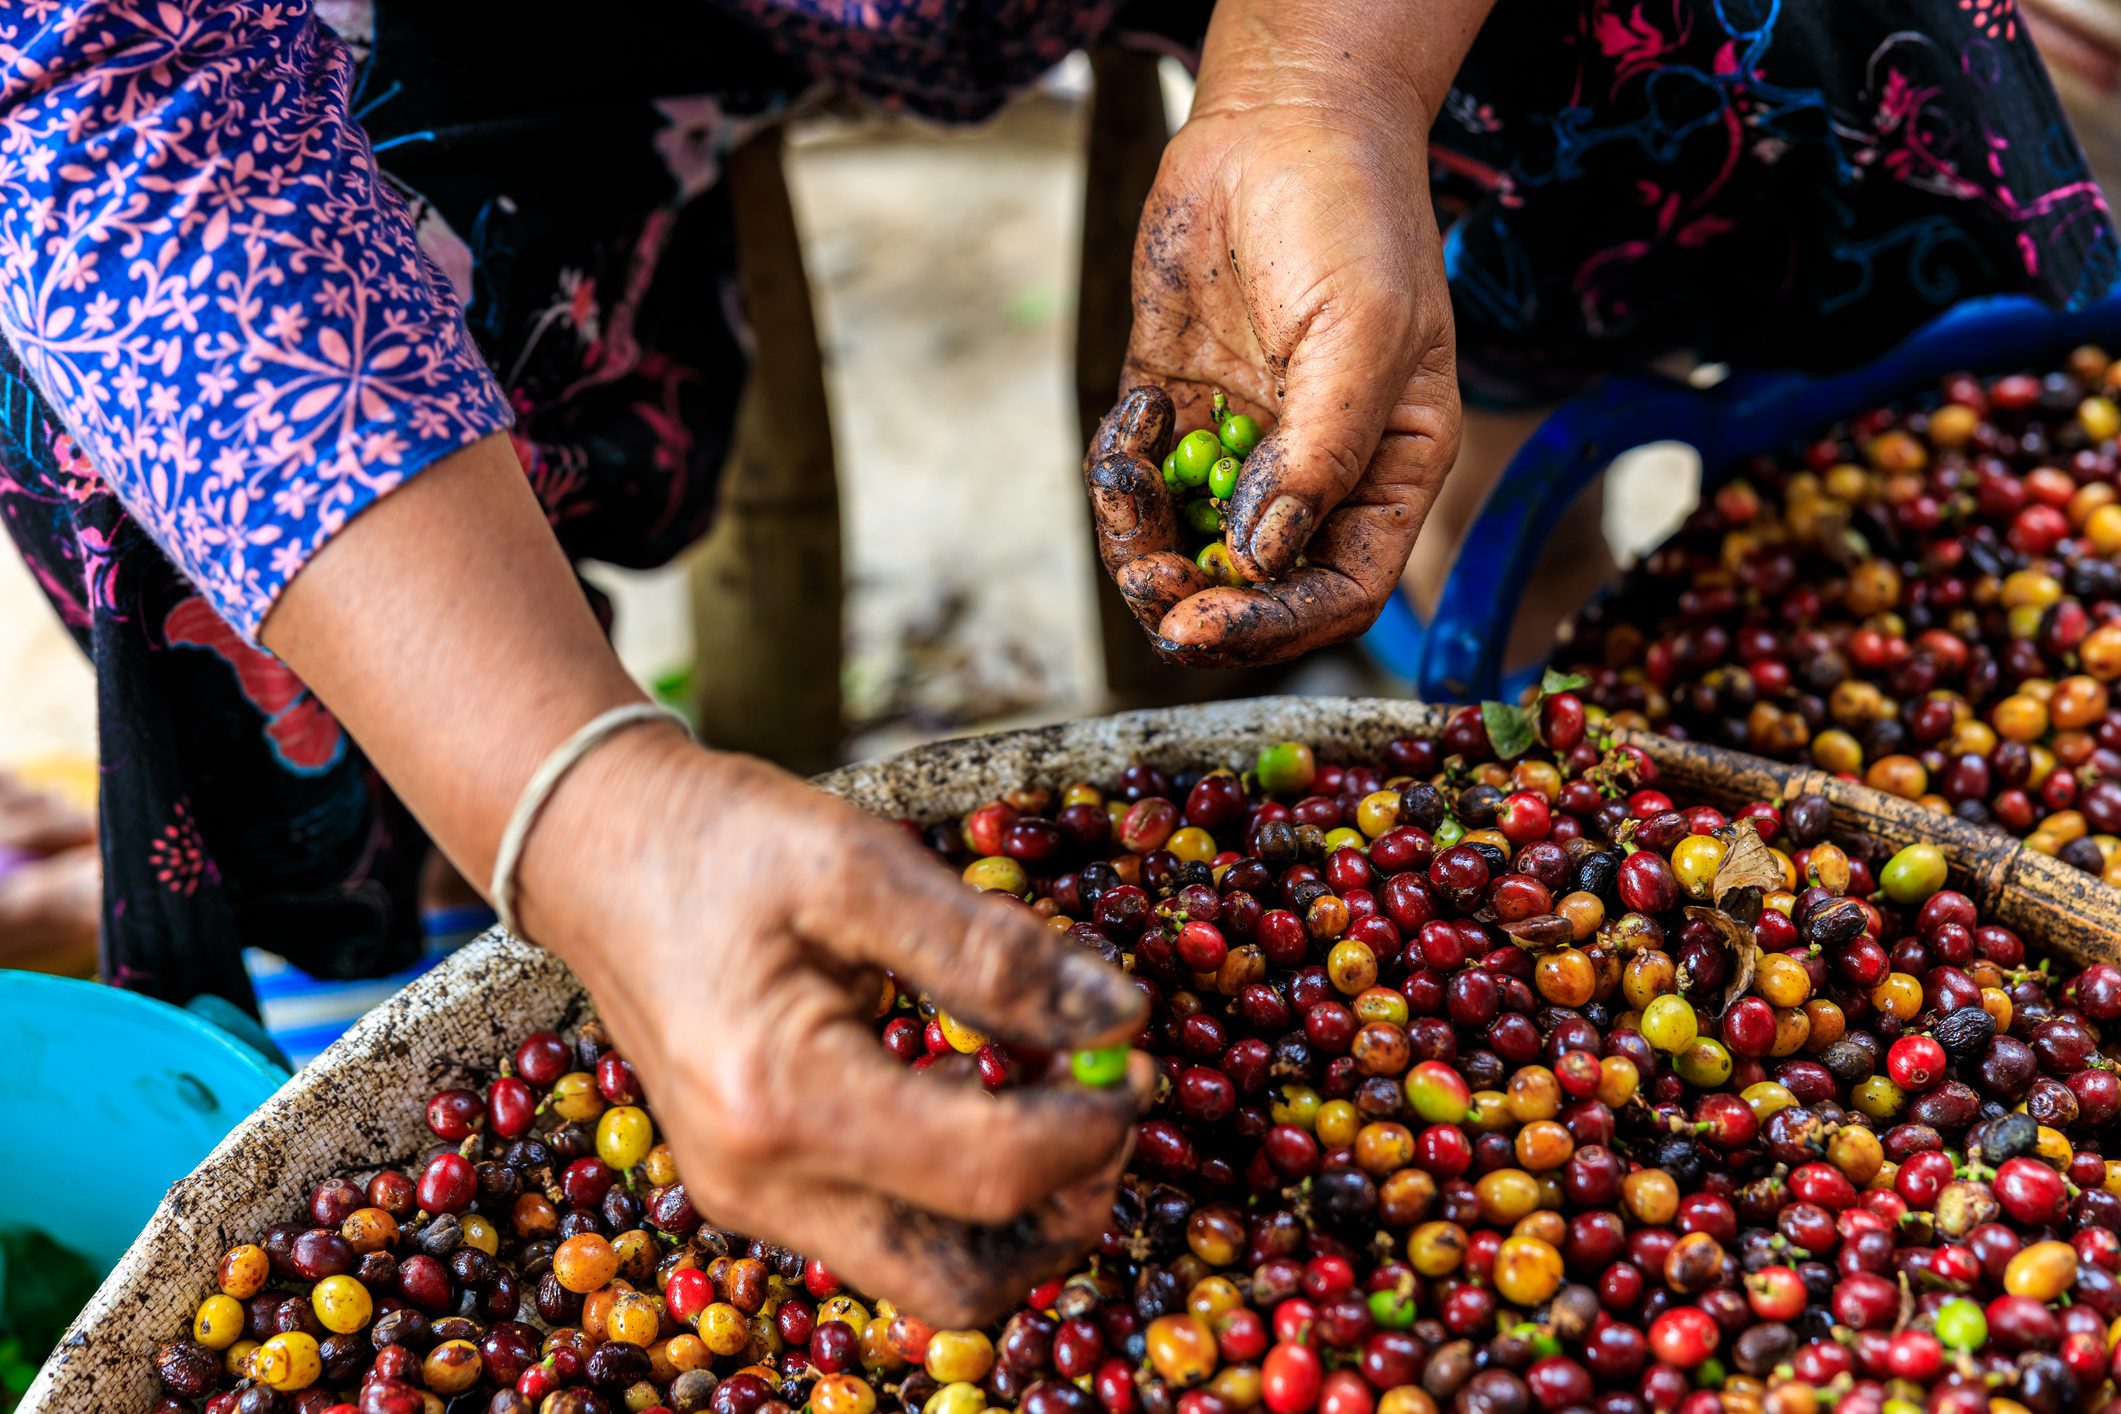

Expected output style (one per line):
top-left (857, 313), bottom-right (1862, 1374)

top-left (28, 696), bottom-right (2116, 1412)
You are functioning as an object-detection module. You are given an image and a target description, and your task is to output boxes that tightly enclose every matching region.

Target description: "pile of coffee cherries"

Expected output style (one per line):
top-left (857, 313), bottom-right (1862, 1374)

top-left (151, 704), bottom-right (2121, 1414)
top-left (1560, 347), bottom-right (2121, 877)
top-left (1163, 394), bottom-right (1263, 588)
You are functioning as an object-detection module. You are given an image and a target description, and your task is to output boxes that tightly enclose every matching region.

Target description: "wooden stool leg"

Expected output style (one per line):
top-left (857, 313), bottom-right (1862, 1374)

top-left (688, 128), bottom-right (845, 774)
top-left (1075, 47), bottom-right (1275, 707)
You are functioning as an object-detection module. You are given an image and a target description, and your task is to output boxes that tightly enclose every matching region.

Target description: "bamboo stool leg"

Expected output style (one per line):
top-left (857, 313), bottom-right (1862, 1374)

top-left (1075, 46), bottom-right (1273, 708)
top-left (688, 127), bottom-right (845, 774)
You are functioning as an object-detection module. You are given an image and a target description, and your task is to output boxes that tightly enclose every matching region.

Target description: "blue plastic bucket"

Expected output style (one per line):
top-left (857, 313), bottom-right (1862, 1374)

top-left (0, 971), bottom-right (288, 1274)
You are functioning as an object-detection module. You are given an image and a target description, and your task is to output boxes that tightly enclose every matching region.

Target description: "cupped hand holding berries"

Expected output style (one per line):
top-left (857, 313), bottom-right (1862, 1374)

top-left (1086, 0), bottom-right (1489, 666)
top-left (515, 729), bottom-right (1153, 1326)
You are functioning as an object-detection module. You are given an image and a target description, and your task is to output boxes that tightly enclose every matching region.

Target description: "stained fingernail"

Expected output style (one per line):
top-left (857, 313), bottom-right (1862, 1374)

top-left (1092, 485), bottom-right (1141, 536)
top-left (1057, 948), bottom-right (1144, 1034)
top-left (1251, 495), bottom-right (1312, 568)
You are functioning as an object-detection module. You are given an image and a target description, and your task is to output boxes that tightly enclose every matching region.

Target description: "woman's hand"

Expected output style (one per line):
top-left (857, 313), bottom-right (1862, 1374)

top-left (518, 730), bottom-right (1149, 1326)
top-left (1088, 0), bottom-right (1492, 666)
top-left (264, 436), bottom-right (1146, 1328)
top-left (0, 770), bottom-right (100, 971)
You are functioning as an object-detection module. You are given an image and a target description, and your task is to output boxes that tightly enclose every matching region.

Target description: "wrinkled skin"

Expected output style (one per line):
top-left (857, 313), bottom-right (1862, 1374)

top-left (1087, 40), bottom-right (1463, 667)
top-left (267, 437), bottom-right (1154, 1330)
top-left (520, 731), bottom-right (1154, 1327)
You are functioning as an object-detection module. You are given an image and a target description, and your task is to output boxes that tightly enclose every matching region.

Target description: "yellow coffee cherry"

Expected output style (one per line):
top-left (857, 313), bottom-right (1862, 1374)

top-left (597, 1105), bottom-right (656, 1171)
top-left (1492, 1236), bottom-right (1564, 1307)
top-left (925, 1330), bottom-right (997, 1385)
top-left (1166, 827), bottom-right (1217, 863)
top-left (1671, 835), bottom-right (1727, 897)
top-left (2082, 394), bottom-right (2121, 444)
top-left (458, 1212), bottom-right (500, 1256)
top-left (423, 1339), bottom-right (484, 1396)
top-left (700, 1302), bottom-right (750, 1357)
top-left (815, 1375), bottom-right (881, 1414)
top-left (311, 1275), bottom-right (373, 1335)
top-left (193, 1294), bottom-right (246, 1350)
top-left (253, 1332), bottom-right (322, 1393)
top-left (609, 1289), bottom-right (662, 1348)
top-left (1356, 791), bottom-right (1402, 838)
top-left (1407, 1221), bottom-right (1467, 1277)
top-left (1315, 1099), bottom-right (1361, 1149)
top-left (1322, 826), bottom-right (1368, 855)
top-left (935, 1012), bottom-right (989, 1054)
top-left (925, 1384), bottom-right (988, 1414)
top-left (2004, 1241), bottom-right (2079, 1302)
top-left (551, 1071), bottom-right (607, 1123)
top-left (1755, 953), bottom-right (1812, 1009)
top-left (1271, 1085), bottom-right (1322, 1130)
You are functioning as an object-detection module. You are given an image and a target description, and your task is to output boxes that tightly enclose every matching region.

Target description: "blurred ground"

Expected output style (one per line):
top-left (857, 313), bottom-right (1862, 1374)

top-left (5, 52), bottom-right (2120, 775)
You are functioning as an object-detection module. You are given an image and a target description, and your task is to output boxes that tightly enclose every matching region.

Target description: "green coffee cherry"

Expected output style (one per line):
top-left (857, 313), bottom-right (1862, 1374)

top-left (1255, 741), bottom-right (1316, 794)
top-left (1208, 456), bottom-right (1240, 500)
top-left (1183, 497), bottom-right (1224, 537)
top-left (1219, 414), bottom-right (1262, 457)
top-left (1879, 843), bottom-right (1948, 904)
top-left (1197, 541), bottom-right (1243, 588)
top-left (1172, 429), bottom-right (1222, 488)
top-left (1069, 1045), bottom-right (1130, 1088)
top-left (1934, 1297), bottom-right (1987, 1350)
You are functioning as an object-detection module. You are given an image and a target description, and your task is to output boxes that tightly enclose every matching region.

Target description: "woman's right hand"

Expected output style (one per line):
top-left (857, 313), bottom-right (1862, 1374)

top-left (516, 729), bottom-right (1151, 1324)
top-left (262, 435), bottom-right (1147, 1328)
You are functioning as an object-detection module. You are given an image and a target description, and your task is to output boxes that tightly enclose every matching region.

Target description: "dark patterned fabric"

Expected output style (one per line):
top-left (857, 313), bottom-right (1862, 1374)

top-left (0, 0), bottom-right (2109, 1010)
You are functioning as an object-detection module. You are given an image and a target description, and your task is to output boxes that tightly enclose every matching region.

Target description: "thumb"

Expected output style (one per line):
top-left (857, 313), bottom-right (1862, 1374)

top-left (1226, 311), bottom-right (1410, 583)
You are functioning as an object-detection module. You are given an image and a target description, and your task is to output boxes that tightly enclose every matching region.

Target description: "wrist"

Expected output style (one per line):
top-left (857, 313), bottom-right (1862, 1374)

top-left (509, 716), bottom-right (709, 971)
top-left (1191, 0), bottom-right (1491, 135)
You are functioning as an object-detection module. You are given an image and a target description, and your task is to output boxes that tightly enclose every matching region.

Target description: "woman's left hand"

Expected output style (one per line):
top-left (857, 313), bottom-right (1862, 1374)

top-left (1086, 0), bottom-right (1491, 666)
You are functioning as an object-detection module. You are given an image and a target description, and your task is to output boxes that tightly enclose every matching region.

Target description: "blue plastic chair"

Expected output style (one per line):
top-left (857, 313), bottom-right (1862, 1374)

top-left (0, 972), bottom-right (288, 1275)
top-left (1362, 292), bottom-right (2121, 704)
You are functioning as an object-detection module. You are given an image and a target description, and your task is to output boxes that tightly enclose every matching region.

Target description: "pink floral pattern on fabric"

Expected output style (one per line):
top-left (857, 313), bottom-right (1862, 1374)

top-left (148, 799), bottom-right (213, 895)
top-left (0, 0), bottom-right (513, 640)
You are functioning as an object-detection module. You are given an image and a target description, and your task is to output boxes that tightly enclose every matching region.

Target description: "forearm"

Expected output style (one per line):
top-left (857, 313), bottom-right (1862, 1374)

top-left (1192, 0), bottom-right (1494, 129)
top-left (258, 433), bottom-right (655, 940)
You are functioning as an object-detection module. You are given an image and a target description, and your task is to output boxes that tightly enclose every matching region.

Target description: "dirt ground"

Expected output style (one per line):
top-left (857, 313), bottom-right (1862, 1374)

top-left (5, 59), bottom-right (2119, 776)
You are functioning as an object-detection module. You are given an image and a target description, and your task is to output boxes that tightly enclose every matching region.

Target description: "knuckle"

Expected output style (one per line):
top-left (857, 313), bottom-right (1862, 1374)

top-left (921, 1278), bottom-right (1008, 1332)
top-left (696, 1053), bottom-right (793, 1169)
top-left (1317, 438), bottom-right (1367, 493)
top-left (961, 1160), bottom-right (1041, 1225)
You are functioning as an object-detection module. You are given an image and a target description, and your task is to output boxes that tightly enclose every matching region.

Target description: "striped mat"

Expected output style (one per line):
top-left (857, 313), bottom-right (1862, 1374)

top-left (242, 905), bottom-right (498, 1068)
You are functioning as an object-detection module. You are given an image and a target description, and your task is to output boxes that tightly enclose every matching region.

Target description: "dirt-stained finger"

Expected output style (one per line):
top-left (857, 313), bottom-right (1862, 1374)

top-left (1088, 384), bottom-right (1176, 467)
top-left (700, 1170), bottom-right (1118, 1330)
top-left (796, 1023), bottom-right (1144, 1224)
top-left (1149, 568), bottom-right (1376, 669)
top-left (1085, 449), bottom-right (1185, 578)
top-left (1116, 551), bottom-right (1212, 631)
top-left (803, 820), bottom-right (1146, 1050)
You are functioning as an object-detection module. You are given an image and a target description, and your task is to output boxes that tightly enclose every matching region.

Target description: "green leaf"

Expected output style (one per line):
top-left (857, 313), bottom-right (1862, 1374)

top-left (1482, 700), bottom-right (1537, 761)
top-left (0, 1226), bottom-right (102, 1392)
top-left (1540, 668), bottom-right (1590, 698)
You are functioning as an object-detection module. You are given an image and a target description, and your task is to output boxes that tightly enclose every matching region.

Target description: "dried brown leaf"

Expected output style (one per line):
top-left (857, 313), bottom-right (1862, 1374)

top-left (1501, 914), bottom-right (1576, 951)
top-left (1683, 905), bottom-right (1760, 1016)
top-left (1712, 821), bottom-right (1780, 926)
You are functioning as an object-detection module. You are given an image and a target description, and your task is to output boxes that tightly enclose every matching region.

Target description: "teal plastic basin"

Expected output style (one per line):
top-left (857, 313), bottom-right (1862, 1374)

top-left (0, 971), bottom-right (288, 1273)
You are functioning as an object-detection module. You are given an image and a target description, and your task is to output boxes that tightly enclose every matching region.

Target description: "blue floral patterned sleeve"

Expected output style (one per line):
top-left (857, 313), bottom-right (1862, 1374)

top-left (0, 0), bottom-right (513, 641)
